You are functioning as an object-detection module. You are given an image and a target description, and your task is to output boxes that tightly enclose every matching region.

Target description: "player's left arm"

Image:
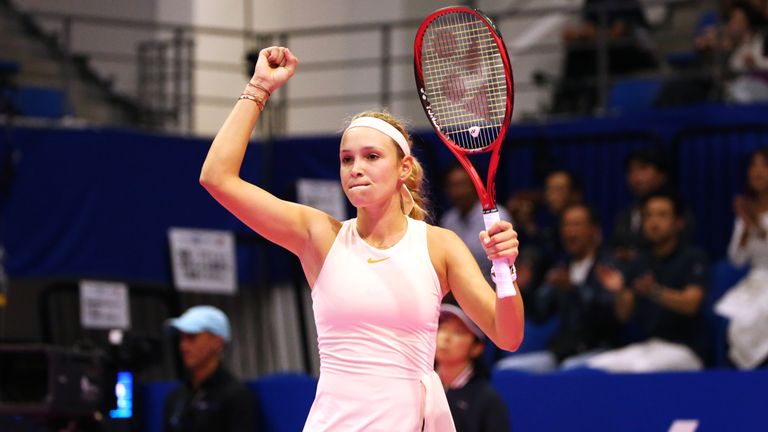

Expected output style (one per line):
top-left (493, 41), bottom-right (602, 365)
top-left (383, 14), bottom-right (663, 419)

top-left (431, 223), bottom-right (524, 352)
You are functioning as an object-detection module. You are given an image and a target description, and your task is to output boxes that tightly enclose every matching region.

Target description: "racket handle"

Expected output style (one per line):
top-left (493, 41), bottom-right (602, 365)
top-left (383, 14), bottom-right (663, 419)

top-left (483, 209), bottom-right (517, 298)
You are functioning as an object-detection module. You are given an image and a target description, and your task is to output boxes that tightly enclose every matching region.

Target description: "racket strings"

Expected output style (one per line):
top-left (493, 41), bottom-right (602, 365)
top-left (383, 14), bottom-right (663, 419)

top-left (421, 12), bottom-right (508, 150)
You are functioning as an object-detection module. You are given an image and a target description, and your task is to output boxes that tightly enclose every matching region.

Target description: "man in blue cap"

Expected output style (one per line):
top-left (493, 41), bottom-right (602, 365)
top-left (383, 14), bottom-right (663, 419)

top-left (163, 305), bottom-right (257, 432)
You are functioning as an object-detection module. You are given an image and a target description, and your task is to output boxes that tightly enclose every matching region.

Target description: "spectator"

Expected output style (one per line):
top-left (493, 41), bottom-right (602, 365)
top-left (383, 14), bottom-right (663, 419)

top-left (164, 306), bottom-right (257, 432)
top-left (589, 192), bottom-right (710, 372)
top-left (440, 163), bottom-right (511, 282)
top-left (436, 304), bottom-right (511, 432)
top-left (653, 5), bottom-right (723, 107)
top-left (725, 1), bottom-right (768, 102)
top-left (505, 189), bottom-right (546, 297)
top-left (539, 169), bottom-right (584, 259)
top-left (612, 148), bottom-right (695, 264)
top-left (496, 204), bottom-right (620, 372)
top-left (715, 148), bottom-right (768, 369)
top-left (503, 170), bottom-right (583, 313)
top-left (693, 1), bottom-right (768, 103)
top-left (551, 0), bottom-right (658, 114)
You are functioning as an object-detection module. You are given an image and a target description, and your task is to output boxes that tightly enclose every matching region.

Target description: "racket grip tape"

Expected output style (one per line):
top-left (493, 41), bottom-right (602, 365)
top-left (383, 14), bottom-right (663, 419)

top-left (482, 209), bottom-right (517, 298)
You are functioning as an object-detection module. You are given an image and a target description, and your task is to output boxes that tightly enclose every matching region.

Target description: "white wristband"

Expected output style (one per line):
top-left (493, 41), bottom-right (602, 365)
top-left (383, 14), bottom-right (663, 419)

top-left (490, 264), bottom-right (517, 284)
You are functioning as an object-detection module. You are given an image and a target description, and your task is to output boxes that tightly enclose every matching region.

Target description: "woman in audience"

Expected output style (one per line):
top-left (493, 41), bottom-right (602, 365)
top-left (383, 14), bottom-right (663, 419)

top-left (725, 1), bottom-right (768, 102)
top-left (716, 148), bottom-right (768, 369)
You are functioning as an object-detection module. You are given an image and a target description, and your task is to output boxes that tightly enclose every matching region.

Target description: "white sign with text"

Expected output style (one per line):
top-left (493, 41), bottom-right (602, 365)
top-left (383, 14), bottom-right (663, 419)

top-left (296, 178), bottom-right (347, 220)
top-left (79, 280), bottom-right (131, 330)
top-left (169, 228), bottom-right (237, 294)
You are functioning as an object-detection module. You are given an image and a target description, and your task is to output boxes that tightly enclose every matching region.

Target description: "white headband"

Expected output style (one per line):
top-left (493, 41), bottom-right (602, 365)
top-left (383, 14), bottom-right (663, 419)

top-left (344, 116), bottom-right (410, 157)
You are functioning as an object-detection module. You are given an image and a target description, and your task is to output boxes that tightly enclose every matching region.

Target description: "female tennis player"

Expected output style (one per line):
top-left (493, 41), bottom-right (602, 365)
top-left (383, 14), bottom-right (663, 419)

top-left (200, 46), bottom-right (524, 432)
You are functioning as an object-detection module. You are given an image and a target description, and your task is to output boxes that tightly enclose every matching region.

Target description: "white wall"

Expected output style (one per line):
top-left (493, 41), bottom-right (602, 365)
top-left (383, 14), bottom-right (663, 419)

top-left (12, 0), bottom-right (172, 95)
top-left (189, 0), bottom-right (571, 137)
top-left (191, 0), bottom-right (454, 137)
top-left (13, 0), bottom-right (572, 137)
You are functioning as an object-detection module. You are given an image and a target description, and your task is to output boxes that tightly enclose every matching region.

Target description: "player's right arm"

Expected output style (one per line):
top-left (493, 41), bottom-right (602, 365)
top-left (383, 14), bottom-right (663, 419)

top-left (200, 47), bottom-right (331, 256)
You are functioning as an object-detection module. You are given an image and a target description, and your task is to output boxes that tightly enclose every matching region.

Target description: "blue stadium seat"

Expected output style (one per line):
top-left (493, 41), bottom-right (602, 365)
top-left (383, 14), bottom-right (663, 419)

top-left (140, 380), bottom-right (178, 432)
top-left (607, 78), bottom-right (664, 114)
top-left (7, 86), bottom-right (68, 118)
top-left (0, 59), bottom-right (19, 78)
top-left (492, 317), bottom-right (559, 365)
top-left (248, 372), bottom-right (318, 432)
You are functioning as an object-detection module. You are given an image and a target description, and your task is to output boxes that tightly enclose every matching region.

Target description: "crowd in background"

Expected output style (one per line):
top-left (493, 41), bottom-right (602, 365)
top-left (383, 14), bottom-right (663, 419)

top-left (548, 0), bottom-right (768, 115)
top-left (437, 146), bottom-right (768, 375)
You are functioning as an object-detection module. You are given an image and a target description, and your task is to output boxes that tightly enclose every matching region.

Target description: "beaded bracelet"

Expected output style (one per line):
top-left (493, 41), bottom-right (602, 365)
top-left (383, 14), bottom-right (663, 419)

top-left (246, 81), bottom-right (271, 98)
top-left (238, 93), bottom-right (265, 111)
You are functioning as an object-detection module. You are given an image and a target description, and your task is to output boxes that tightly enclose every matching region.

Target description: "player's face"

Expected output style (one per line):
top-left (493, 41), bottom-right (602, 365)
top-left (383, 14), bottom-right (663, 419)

top-left (436, 316), bottom-right (482, 366)
top-left (340, 127), bottom-right (402, 209)
top-left (642, 197), bottom-right (678, 245)
top-left (748, 152), bottom-right (768, 195)
top-left (178, 331), bottom-right (223, 372)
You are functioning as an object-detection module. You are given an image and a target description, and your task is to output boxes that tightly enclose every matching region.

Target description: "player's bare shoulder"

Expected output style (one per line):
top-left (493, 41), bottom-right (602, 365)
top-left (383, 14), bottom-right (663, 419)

top-left (426, 224), bottom-right (465, 259)
top-left (426, 223), bottom-right (462, 244)
top-left (303, 205), bottom-right (343, 245)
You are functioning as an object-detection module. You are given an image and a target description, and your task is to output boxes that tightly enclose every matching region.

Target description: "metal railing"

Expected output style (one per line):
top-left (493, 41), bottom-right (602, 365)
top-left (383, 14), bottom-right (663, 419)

top-left (4, 0), bottom-right (721, 135)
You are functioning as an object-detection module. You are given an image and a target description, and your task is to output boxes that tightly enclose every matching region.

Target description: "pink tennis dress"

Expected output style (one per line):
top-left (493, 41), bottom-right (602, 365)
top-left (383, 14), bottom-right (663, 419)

top-left (303, 217), bottom-right (456, 432)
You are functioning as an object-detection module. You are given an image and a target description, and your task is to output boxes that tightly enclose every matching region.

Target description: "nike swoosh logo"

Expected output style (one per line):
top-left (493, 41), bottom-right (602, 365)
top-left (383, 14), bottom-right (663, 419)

top-left (367, 257), bottom-right (390, 264)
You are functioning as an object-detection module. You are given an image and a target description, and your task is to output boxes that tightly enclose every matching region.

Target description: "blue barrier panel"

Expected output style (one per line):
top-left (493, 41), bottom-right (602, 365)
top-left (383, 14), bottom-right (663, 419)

top-left (5, 105), bottom-right (768, 281)
top-left (1, 127), bottom-right (264, 283)
top-left (145, 370), bottom-right (768, 432)
top-left (248, 373), bottom-right (318, 432)
top-left (492, 369), bottom-right (768, 432)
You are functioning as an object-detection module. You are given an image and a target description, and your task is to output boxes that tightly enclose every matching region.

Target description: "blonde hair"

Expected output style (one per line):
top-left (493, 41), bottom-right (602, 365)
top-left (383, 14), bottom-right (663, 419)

top-left (349, 111), bottom-right (431, 221)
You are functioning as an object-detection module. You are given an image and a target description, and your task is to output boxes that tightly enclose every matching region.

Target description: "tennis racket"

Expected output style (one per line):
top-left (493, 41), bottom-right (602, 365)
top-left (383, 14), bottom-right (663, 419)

top-left (414, 6), bottom-right (516, 296)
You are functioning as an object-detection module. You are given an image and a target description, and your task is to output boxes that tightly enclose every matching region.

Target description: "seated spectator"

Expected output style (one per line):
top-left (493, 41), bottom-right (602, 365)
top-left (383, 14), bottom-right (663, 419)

top-left (440, 163), bottom-right (510, 283)
top-left (653, 6), bottom-right (723, 107)
top-left (725, 1), bottom-right (768, 102)
top-left (612, 148), bottom-right (695, 264)
top-left (694, 1), bottom-right (768, 103)
top-left (164, 305), bottom-right (257, 432)
top-left (589, 192), bottom-right (710, 372)
top-left (540, 169), bottom-right (584, 257)
top-left (551, 0), bottom-right (658, 115)
top-left (495, 204), bottom-right (620, 372)
top-left (715, 148), bottom-right (768, 369)
top-left (436, 304), bottom-right (511, 432)
top-left (505, 189), bottom-right (546, 298)
top-left (504, 170), bottom-right (584, 308)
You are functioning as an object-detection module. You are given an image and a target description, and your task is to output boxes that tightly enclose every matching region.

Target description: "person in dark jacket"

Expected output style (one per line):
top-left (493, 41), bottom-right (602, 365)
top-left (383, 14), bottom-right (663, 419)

top-left (436, 304), bottom-right (511, 432)
top-left (163, 305), bottom-right (257, 432)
